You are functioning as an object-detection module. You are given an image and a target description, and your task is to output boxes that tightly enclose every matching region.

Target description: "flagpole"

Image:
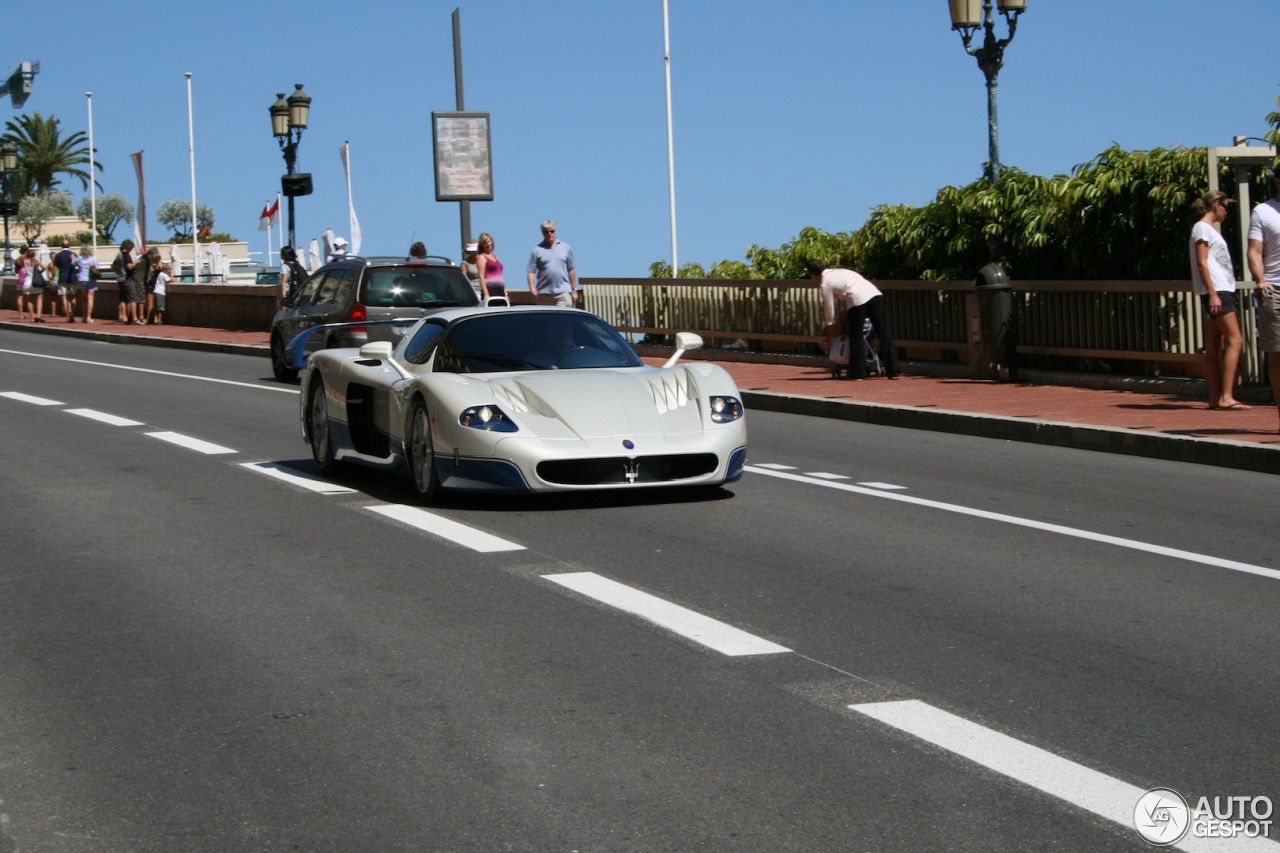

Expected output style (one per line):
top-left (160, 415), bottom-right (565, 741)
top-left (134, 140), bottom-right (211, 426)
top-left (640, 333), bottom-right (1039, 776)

top-left (86, 92), bottom-right (97, 261)
top-left (265, 200), bottom-right (273, 268)
top-left (663, 0), bottom-right (678, 276)
top-left (276, 192), bottom-right (284, 254)
top-left (186, 72), bottom-right (199, 281)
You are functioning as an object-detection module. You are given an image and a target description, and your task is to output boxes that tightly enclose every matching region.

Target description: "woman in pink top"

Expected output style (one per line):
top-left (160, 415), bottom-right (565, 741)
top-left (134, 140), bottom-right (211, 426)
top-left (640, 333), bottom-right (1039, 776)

top-left (476, 232), bottom-right (505, 301)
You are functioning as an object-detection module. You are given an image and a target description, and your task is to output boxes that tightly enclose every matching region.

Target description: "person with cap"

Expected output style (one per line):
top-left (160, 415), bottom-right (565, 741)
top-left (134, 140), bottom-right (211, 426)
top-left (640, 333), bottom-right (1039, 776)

top-left (327, 236), bottom-right (349, 262)
top-left (526, 220), bottom-right (578, 307)
top-left (806, 259), bottom-right (899, 380)
top-left (1247, 166), bottom-right (1280, 430)
top-left (461, 240), bottom-right (482, 297)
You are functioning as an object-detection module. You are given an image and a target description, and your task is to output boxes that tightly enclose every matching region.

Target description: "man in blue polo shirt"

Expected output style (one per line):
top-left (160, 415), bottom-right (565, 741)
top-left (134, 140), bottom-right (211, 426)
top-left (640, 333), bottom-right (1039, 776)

top-left (526, 219), bottom-right (578, 306)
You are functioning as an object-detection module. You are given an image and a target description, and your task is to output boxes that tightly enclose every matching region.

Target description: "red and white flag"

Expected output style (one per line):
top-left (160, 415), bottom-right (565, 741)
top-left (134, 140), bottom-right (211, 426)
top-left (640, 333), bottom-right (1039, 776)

top-left (258, 202), bottom-right (271, 231)
top-left (267, 197), bottom-right (280, 227)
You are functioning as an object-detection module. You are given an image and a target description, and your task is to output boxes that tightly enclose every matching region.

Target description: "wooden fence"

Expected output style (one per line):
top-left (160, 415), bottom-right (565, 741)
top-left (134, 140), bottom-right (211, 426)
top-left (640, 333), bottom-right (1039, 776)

top-left (582, 278), bottom-right (1266, 383)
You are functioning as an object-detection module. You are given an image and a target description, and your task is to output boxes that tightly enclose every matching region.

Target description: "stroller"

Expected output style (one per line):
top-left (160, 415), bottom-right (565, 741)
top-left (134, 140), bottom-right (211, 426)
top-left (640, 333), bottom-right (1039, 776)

top-left (829, 316), bottom-right (883, 379)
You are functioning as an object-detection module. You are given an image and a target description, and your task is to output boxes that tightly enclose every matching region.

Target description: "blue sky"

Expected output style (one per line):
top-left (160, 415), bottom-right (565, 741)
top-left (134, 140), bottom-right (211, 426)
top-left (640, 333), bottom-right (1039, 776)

top-left (12, 0), bottom-right (1280, 277)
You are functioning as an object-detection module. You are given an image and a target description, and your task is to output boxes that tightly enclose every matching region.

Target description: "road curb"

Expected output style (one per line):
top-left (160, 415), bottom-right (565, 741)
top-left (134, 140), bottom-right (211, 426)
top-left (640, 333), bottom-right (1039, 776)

top-left (741, 390), bottom-right (1280, 475)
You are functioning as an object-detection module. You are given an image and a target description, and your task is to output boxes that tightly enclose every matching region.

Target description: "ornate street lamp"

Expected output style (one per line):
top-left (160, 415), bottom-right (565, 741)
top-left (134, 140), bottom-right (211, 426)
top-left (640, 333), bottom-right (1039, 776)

top-left (947, 0), bottom-right (1027, 184)
top-left (270, 83), bottom-right (313, 250)
top-left (0, 143), bottom-right (18, 275)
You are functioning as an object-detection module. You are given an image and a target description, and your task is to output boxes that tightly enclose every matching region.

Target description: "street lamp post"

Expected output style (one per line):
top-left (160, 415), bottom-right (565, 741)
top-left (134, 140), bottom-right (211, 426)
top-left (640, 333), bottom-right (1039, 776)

top-left (270, 84), bottom-right (312, 250)
top-left (0, 143), bottom-right (17, 275)
top-left (947, 0), bottom-right (1027, 184)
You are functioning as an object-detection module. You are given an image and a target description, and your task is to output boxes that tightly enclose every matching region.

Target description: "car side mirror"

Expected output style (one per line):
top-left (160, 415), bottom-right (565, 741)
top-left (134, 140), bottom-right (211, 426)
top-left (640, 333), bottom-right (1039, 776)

top-left (359, 341), bottom-right (394, 360)
top-left (663, 332), bottom-right (704, 368)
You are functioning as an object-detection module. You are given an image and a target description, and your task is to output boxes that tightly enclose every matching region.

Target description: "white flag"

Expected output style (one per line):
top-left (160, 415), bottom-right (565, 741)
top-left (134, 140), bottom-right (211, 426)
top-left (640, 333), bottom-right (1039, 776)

top-left (339, 142), bottom-right (362, 255)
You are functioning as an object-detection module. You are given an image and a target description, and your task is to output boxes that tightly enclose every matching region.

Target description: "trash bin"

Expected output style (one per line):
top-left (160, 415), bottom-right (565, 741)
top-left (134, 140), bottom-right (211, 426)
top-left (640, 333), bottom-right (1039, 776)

top-left (973, 262), bottom-right (1017, 381)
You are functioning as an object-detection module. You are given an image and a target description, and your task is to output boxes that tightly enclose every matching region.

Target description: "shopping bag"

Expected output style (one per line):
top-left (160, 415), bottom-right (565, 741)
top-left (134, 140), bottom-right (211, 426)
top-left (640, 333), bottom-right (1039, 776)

top-left (829, 334), bottom-right (851, 365)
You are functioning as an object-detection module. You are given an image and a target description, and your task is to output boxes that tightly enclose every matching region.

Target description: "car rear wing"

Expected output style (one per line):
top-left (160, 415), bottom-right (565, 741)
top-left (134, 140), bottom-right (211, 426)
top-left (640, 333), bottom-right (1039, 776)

top-left (286, 319), bottom-right (420, 370)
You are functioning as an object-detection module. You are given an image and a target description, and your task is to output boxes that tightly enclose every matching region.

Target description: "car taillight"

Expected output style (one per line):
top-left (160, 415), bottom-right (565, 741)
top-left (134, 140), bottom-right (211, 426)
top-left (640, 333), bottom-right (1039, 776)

top-left (348, 301), bottom-right (367, 332)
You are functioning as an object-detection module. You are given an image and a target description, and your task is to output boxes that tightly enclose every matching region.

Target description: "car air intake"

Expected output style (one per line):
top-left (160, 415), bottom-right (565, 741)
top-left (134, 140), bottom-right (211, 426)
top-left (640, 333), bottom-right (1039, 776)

top-left (537, 454), bottom-right (718, 485)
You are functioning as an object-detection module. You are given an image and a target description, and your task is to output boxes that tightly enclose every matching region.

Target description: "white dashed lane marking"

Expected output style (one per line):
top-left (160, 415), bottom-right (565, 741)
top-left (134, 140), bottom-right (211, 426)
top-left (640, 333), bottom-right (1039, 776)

top-left (65, 408), bottom-right (145, 427)
top-left (851, 700), bottom-right (1280, 852)
top-left (366, 504), bottom-right (526, 552)
top-left (145, 431), bottom-right (238, 455)
top-left (241, 462), bottom-right (358, 494)
top-left (544, 571), bottom-right (791, 657)
top-left (0, 391), bottom-right (63, 406)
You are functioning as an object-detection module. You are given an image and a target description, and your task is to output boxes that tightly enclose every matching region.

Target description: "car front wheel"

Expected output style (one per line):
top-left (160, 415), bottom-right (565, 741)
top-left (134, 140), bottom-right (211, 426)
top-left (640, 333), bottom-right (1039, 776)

top-left (407, 398), bottom-right (441, 501)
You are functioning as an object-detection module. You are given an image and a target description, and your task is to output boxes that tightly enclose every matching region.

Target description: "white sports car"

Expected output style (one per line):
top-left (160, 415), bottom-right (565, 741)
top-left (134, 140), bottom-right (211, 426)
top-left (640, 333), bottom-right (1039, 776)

top-left (292, 306), bottom-right (748, 500)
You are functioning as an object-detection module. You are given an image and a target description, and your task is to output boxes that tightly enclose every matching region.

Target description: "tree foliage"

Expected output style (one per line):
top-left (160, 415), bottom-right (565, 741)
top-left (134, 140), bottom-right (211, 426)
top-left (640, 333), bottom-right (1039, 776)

top-left (77, 193), bottom-right (135, 241)
top-left (651, 142), bottom-right (1276, 282)
top-left (17, 195), bottom-right (56, 241)
top-left (1, 112), bottom-right (100, 200)
top-left (156, 199), bottom-right (215, 241)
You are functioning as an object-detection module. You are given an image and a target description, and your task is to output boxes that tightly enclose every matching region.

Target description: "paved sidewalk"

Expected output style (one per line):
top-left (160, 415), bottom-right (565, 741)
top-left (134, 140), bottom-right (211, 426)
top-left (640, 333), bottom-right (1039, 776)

top-left (3, 308), bottom-right (1278, 473)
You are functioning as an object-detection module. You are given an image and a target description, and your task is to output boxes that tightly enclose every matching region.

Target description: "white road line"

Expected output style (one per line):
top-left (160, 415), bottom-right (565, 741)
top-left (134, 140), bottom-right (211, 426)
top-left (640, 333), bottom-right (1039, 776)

top-left (241, 462), bottom-right (358, 494)
top-left (857, 482), bottom-right (907, 490)
top-left (65, 408), bottom-right (145, 427)
top-left (804, 472), bottom-right (850, 480)
top-left (851, 700), bottom-right (1280, 852)
top-left (0, 349), bottom-right (297, 393)
top-left (146, 431), bottom-right (238, 455)
top-left (366, 504), bottom-right (526, 552)
top-left (1, 391), bottom-right (64, 406)
top-left (543, 571), bottom-right (791, 657)
top-left (746, 465), bottom-right (1280, 582)
top-left (753, 462), bottom-right (797, 470)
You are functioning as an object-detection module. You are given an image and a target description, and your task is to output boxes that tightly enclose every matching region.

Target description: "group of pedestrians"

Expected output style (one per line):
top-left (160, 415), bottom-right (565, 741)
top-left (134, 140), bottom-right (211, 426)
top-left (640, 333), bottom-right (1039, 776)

top-left (15, 239), bottom-right (102, 324)
top-left (110, 240), bottom-right (168, 326)
top-left (455, 220), bottom-right (576, 306)
top-left (1194, 168), bottom-right (1280, 429)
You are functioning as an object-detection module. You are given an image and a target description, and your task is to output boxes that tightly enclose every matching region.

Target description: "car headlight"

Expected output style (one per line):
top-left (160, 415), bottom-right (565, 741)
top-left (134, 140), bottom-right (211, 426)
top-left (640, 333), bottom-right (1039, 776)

top-left (459, 404), bottom-right (519, 432)
top-left (709, 395), bottom-right (744, 423)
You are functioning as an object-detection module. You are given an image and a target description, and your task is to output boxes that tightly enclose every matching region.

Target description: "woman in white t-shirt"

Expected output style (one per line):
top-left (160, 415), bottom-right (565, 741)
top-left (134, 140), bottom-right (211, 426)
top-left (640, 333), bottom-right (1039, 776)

top-left (1189, 190), bottom-right (1249, 410)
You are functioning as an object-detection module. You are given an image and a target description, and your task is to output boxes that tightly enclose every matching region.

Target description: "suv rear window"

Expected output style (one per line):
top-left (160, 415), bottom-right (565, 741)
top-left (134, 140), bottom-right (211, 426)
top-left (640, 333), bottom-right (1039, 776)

top-left (362, 267), bottom-right (476, 308)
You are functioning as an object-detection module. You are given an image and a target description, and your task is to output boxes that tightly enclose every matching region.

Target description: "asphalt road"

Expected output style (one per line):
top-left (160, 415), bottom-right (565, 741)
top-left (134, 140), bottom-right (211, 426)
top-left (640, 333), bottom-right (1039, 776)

top-left (1, 330), bottom-right (1277, 852)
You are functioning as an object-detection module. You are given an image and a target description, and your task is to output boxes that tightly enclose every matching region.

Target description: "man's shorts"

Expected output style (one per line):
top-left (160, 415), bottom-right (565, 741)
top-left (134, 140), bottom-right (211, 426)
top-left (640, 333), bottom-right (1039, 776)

top-left (1258, 290), bottom-right (1280, 352)
top-left (120, 280), bottom-right (141, 304)
top-left (535, 292), bottom-right (574, 308)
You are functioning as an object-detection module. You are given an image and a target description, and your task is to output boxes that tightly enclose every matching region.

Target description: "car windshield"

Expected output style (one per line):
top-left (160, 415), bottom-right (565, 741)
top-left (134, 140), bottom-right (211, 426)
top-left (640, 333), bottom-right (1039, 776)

top-left (434, 312), bottom-right (644, 373)
top-left (363, 267), bottom-right (477, 308)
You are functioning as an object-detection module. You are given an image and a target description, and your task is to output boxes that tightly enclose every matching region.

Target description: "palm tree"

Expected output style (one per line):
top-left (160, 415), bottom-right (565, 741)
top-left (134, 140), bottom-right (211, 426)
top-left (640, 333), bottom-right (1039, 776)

top-left (1, 112), bottom-right (101, 201)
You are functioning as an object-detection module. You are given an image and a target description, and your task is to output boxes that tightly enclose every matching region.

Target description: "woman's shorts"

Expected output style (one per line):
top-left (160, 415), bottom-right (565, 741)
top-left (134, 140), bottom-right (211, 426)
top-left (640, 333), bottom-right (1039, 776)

top-left (486, 281), bottom-right (506, 297)
top-left (1200, 291), bottom-right (1237, 314)
top-left (1258, 290), bottom-right (1280, 352)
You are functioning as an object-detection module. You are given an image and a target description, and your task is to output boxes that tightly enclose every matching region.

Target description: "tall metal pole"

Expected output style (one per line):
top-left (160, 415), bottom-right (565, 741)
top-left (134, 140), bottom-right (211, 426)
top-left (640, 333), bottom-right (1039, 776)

top-left (186, 72), bottom-right (199, 279)
top-left (86, 92), bottom-right (97, 261)
top-left (452, 7), bottom-right (471, 254)
top-left (663, 0), bottom-right (678, 276)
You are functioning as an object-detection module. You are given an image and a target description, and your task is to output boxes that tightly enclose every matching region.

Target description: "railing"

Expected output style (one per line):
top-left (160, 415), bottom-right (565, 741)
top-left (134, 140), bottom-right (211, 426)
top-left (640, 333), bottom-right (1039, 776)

top-left (582, 278), bottom-right (1266, 383)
